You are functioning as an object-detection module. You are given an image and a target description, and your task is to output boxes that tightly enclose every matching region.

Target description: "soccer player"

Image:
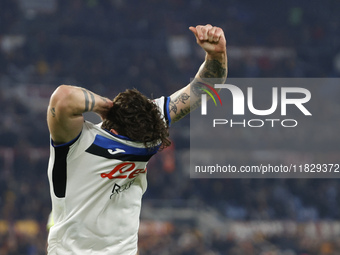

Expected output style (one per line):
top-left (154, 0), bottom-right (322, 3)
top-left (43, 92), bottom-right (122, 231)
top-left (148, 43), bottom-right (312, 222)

top-left (46, 24), bottom-right (227, 255)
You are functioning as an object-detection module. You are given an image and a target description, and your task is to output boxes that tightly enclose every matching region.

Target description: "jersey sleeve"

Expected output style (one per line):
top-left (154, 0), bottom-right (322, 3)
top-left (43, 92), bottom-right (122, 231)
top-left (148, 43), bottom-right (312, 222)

top-left (153, 96), bottom-right (171, 127)
top-left (47, 211), bottom-right (54, 231)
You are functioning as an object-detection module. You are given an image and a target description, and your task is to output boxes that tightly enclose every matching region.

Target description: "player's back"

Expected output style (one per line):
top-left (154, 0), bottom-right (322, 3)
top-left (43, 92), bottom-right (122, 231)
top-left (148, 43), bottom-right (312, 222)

top-left (47, 120), bottom-right (157, 255)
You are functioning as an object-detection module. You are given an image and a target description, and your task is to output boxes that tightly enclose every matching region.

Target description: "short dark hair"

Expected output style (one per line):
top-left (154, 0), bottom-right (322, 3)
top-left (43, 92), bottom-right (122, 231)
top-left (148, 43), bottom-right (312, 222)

top-left (102, 89), bottom-right (171, 150)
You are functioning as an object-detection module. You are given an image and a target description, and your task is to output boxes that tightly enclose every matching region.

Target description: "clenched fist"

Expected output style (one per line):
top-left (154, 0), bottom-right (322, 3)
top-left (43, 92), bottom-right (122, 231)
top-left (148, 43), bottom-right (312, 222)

top-left (189, 24), bottom-right (226, 57)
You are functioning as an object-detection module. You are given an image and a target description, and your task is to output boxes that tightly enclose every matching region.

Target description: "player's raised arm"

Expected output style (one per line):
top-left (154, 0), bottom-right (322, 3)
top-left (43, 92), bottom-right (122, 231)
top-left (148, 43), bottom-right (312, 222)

top-left (47, 85), bottom-right (113, 145)
top-left (169, 24), bottom-right (227, 123)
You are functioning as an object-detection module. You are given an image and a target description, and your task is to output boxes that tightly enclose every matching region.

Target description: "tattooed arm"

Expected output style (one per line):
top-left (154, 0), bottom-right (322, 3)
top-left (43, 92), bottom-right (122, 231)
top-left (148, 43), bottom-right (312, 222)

top-left (169, 24), bottom-right (227, 123)
top-left (47, 85), bottom-right (113, 145)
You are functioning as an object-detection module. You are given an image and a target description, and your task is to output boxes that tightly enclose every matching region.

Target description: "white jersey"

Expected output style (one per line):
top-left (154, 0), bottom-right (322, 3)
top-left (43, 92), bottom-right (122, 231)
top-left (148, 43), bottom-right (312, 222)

top-left (47, 96), bottom-right (171, 255)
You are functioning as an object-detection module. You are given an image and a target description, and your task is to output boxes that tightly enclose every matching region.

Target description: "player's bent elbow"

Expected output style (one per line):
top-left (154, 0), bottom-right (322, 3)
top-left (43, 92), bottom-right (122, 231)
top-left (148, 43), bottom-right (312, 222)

top-left (51, 85), bottom-right (75, 103)
top-left (49, 85), bottom-right (76, 112)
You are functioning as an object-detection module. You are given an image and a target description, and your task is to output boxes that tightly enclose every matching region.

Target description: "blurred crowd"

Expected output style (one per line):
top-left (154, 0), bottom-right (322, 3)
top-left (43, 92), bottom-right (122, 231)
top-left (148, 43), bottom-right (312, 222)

top-left (138, 225), bottom-right (340, 255)
top-left (1, 0), bottom-right (340, 254)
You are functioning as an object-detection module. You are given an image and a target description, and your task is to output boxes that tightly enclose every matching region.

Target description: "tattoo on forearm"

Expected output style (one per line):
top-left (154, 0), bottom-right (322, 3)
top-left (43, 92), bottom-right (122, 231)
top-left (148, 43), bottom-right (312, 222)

top-left (200, 59), bottom-right (227, 81)
top-left (50, 107), bottom-right (56, 117)
top-left (89, 92), bottom-right (95, 111)
top-left (81, 88), bottom-right (96, 111)
top-left (191, 59), bottom-right (227, 97)
top-left (170, 58), bottom-right (227, 122)
top-left (82, 89), bottom-right (90, 111)
top-left (191, 80), bottom-right (207, 97)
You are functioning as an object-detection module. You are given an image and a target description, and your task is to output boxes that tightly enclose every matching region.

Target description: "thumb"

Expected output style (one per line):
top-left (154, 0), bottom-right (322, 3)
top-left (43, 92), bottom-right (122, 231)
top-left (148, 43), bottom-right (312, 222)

top-left (189, 26), bottom-right (198, 38)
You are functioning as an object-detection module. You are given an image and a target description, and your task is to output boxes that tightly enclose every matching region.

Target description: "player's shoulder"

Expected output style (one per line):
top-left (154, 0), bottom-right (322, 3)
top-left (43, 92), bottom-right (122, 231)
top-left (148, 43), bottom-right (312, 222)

top-left (152, 96), bottom-right (168, 106)
top-left (82, 120), bottom-right (102, 130)
top-left (152, 96), bottom-right (171, 126)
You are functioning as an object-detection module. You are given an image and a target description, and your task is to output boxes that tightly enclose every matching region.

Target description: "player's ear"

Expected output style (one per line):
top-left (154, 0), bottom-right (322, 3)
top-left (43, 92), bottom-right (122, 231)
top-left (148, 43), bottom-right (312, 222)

top-left (110, 129), bottom-right (119, 135)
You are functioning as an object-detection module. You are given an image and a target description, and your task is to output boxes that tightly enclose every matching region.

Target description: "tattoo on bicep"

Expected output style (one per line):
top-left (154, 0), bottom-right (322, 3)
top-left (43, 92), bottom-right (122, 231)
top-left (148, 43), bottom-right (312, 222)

top-left (101, 97), bottom-right (108, 103)
top-left (169, 100), bottom-right (177, 114)
top-left (173, 109), bottom-right (189, 122)
top-left (177, 93), bottom-right (190, 104)
top-left (171, 93), bottom-right (190, 107)
top-left (50, 107), bottom-right (56, 117)
top-left (170, 92), bottom-right (191, 122)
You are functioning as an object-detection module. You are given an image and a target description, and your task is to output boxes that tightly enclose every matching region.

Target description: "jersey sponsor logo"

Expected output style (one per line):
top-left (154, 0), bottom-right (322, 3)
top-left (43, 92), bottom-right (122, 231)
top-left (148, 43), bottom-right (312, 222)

top-left (110, 179), bottom-right (135, 198)
top-left (101, 162), bottom-right (147, 180)
top-left (86, 135), bottom-right (158, 161)
top-left (107, 148), bottom-right (126, 155)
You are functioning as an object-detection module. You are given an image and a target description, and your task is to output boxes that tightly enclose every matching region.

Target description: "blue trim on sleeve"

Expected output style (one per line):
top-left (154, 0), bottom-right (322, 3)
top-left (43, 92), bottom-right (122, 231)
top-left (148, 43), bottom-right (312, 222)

top-left (165, 96), bottom-right (171, 127)
top-left (51, 132), bottom-right (81, 148)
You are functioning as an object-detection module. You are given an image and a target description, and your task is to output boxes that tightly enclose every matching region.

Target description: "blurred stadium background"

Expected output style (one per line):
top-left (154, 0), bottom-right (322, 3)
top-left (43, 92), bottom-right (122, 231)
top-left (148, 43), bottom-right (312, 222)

top-left (1, 0), bottom-right (340, 254)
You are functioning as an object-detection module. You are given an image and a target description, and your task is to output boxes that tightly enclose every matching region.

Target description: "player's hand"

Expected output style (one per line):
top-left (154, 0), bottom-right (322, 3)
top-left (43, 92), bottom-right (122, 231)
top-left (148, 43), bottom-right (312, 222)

top-left (94, 97), bottom-right (113, 120)
top-left (189, 24), bottom-right (226, 57)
